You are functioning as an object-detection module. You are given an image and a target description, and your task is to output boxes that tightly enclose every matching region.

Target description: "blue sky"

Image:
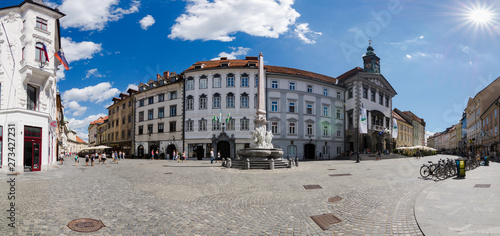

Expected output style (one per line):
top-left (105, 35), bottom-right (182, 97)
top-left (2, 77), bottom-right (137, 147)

top-left (2, 0), bottom-right (499, 141)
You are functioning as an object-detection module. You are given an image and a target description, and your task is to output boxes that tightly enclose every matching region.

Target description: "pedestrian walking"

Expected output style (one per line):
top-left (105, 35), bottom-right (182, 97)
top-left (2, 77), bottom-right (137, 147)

top-left (75, 155), bottom-right (78, 167)
top-left (85, 154), bottom-right (89, 166)
top-left (218, 151), bottom-right (221, 163)
top-left (156, 150), bottom-right (159, 160)
top-left (91, 154), bottom-right (95, 166)
top-left (102, 153), bottom-right (107, 164)
top-left (59, 153), bottom-right (64, 165)
top-left (183, 151), bottom-right (186, 162)
top-left (151, 150), bottom-right (154, 160)
top-left (210, 148), bottom-right (214, 164)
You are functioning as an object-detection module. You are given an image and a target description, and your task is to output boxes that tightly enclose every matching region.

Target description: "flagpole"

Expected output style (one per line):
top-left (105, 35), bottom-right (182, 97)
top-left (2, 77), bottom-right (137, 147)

top-left (356, 107), bottom-right (360, 163)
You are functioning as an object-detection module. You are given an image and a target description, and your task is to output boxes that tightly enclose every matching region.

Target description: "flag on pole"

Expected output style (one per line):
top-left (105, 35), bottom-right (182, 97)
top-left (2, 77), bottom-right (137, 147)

top-left (226, 112), bottom-right (231, 123)
top-left (392, 118), bottom-right (398, 139)
top-left (55, 49), bottom-right (69, 70)
top-left (42, 44), bottom-right (49, 62)
top-left (379, 128), bottom-right (387, 136)
top-left (219, 110), bottom-right (222, 123)
top-left (213, 115), bottom-right (216, 123)
top-left (359, 107), bottom-right (368, 134)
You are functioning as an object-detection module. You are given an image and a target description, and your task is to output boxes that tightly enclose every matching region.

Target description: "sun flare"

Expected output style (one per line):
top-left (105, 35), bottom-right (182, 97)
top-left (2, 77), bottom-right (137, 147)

top-left (467, 7), bottom-right (494, 24)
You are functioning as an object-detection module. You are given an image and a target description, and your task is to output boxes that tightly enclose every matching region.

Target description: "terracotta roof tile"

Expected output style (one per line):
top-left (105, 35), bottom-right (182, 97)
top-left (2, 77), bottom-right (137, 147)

top-left (76, 136), bottom-right (86, 144)
top-left (265, 65), bottom-right (337, 84)
top-left (337, 67), bottom-right (363, 82)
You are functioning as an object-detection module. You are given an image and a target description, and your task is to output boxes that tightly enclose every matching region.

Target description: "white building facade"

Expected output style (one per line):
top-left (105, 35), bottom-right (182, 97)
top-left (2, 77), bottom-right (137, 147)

top-left (0, 1), bottom-right (64, 172)
top-left (266, 66), bottom-right (345, 159)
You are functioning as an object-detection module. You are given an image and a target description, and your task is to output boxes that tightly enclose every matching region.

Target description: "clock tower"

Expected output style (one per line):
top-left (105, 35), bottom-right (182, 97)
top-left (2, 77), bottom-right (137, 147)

top-left (362, 41), bottom-right (380, 73)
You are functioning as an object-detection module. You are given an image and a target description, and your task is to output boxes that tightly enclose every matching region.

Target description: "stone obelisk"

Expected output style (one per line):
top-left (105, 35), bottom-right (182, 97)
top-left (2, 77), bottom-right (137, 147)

top-left (255, 52), bottom-right (268, 129)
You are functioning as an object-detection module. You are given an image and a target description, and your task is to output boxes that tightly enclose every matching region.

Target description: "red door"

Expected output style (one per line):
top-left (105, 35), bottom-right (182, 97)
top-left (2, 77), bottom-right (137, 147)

top-left (24, 126), bottom-right (42, 172)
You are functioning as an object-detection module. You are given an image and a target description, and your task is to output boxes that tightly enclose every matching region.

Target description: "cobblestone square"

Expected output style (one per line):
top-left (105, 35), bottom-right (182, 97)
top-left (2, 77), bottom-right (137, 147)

top-left (1, 155), bottom-right (445, 235)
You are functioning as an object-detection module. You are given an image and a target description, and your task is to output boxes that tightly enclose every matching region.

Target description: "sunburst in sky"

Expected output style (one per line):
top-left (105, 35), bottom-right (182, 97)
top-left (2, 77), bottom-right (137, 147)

top-left (462, 2), bottom-right (498, 35)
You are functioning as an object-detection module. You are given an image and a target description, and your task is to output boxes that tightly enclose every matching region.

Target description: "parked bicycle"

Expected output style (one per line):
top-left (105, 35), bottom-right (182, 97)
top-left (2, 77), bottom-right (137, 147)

top-left (420, 159), bottom-right (447, 180)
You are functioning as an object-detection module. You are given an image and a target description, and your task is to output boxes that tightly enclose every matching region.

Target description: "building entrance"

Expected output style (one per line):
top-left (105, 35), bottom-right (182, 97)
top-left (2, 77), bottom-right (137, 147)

top-left (217, 141), bottom-right (230, 159)
top-left (304, 144), bottom-right (316, 159)
top-left (24, 126), bottom-right (42, 171)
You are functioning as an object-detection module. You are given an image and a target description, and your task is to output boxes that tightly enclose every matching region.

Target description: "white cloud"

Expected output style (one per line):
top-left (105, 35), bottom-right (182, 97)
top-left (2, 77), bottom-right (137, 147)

top-left (126, 84), bottom-right (138, 91)
top-left (293, 23), bottom-right (322, 44)
top-left (169, 0), bottom-right (301, 42)
top-left (140, 15), bottom-right (155, 30)
top-left (404, 52), bottom-right (444, 60)
top-left (85, 68), bottom-right (105, 79)
top-left (62, 82), bottom-right (120, 104)
top-left (65, 100), bottom-right (88, 116)
top-left (67, 113), bottom-right (107, 142)
top-left (211, 47), bottom-right (250, 60)
top-left (61, 37), bottom-right (102, 63)
top-left (386, 35), bottom-right (425, 45)
top-left (57, 0), bottom-right (140, 31)
top-left (406, 54), bottom-right (412, 60)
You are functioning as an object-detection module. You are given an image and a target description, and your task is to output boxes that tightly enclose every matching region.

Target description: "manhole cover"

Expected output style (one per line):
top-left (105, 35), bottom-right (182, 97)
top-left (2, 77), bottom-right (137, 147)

top-left (67, 218), bottom-right (105, 233)
top-left (303, 185), bottom-right (322, 190)
top-left (329, 173), bottom-right (352, 177)
top-left (164, 172), bottom-right (173, 175)
top-left (163, 165), bottom-right (169, 167)
top-left (327, 169), bottom-right (336, 170)
top-left (328, 196), bottom-right (343, 203)
top-left (474, 184), bottom-right (491, 188)
top-left (310, 213), bottom-right (341, 230)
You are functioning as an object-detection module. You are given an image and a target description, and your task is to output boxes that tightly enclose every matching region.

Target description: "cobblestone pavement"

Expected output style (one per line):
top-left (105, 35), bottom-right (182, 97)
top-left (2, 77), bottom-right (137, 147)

top-left (0, 155), bottom-right (448, 235)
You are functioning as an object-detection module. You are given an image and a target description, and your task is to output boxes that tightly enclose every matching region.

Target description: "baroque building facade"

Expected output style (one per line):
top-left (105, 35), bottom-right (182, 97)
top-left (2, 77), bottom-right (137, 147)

top-left (107, 88), bottom-right (136, 156)
top-left (134, 72), bottom-right (183, 158)
top-left (0, 0), bottom-right (64, 172)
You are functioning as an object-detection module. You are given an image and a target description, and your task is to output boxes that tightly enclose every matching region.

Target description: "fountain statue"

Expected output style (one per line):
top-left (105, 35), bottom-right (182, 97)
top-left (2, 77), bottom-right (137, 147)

top-left (236, 53), bottom-right (284, 162)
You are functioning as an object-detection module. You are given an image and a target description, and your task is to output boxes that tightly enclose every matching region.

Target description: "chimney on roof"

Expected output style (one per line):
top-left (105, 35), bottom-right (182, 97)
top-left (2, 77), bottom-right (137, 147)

top-left (220, 57), bottom-right (227, 60)
top-left (163, 71), bottom-right (170, 78)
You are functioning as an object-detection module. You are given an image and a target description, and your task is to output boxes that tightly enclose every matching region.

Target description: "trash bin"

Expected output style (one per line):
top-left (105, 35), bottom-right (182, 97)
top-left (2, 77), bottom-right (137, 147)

top-left (485, 156), bottom-right (489, 166)
top-left (456, 159), bottom-right (466, 178)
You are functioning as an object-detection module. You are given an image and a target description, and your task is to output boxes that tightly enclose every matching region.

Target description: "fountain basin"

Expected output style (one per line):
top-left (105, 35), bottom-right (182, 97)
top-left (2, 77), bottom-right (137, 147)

top-left (237, 148), bottom-right (284, 160)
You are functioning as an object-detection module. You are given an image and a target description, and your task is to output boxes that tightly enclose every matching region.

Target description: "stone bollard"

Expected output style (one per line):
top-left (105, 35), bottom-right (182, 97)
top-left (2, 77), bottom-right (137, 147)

top-left (246, 158), bottom-right (250, 170)
top-left (295, 157), bottom-right (299, 167)
top-left (288, 159), bottom-right (293, 168)
top-left (270, 158), bottom-right (275, 170)
top-left (227, 158), bottom-right (232, 168)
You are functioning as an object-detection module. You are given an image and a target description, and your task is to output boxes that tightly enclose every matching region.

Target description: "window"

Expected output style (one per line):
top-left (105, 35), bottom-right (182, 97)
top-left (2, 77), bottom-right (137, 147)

top-left (128, 115), bottom-right (131, 123)
top-left (379, 94), bottom-right (384, 105)
top-left (186, 120), bottom-right (193, 132)
top-left (169, 122), bottom-right (176, 132)
top-left (323, 88), bottom-right (328, 96)
top-left (212, 120), bottom-right (221, 130)
top-left (307, 124), bottom-right (313, 136)
top-left (147, 124), bottom-right (153, 134)
top-left (227, 76), bottom-right (235, 87)
top-left (213, 96), bottom-right (221, 109)
top-left (35, 43), bottom-right (47, 62)
top-left (227, 95), bottom-right (235, 108)
top-left (186, 97), bottom-right (194, 110)
top-left (149, 83), bottom-right (154, 89)
top-left (241, 95), bottom-right (249, 108)
top-left (289, 122), bottom-right (296, 134)
top-left (363, 87), bottom-right (368, 99)
top-left (127, 130), bottom-right (131, 138)
top-left (122, 103), bottom-right (125, 109)
top-left (199, 119), bottom-right (207, 131)
top-left (227, 118), bottom-right (235, 130)
top-left (171, 91), bottom-right (178, 100)
top-left (36, 17), bottom-right (47, 30)
top-left (385, 97), bottom-right (389, 107)
top-left (170, 105), bottom-right (177, 116)
top-left (348, 88), bottom-right (353, 99)
top-left (371, 90), bottom-right (375, 102)
top-left (323, 106), bottom-right (329, 117)
top-left (271, 80), bottom-right (278, 89)
top-left (148, 110), bottom-right (153, 120)
top-left (122, 117), bottom-right (125, 124)
top-left (27, 84), bottom-right (37, 110)
top-left (337, 147), bottom-right (342, 155)
top-left (213, 76), bottom-right (221, 88)
top-left (323, 146), bottom-right (330, 156)
top-left (158, 123), bottom-right (164, 133)
top-left (200, 77), bottom-right (207, 89)
top-left (199, 97), bottom-right (207, 109)
top-left (271, 101), bottom-right (278, 112)
top-left (158, 107), bottom-right (165, 118)
top-left (288, 102), bottom-right (295, 113)
top-left (148, 96), bottom-right (154, 104)
top-left (241, 118), bottom-right (249, 130)
top-left (336, 109), bottom-right (341, 119)
top-left (495, 109), bottom-right (497, 118)
top-left (289, 82), bottom-right (296, 90)
top-left (307, 85), bottom-right (313, 93)
top-left (158, 94), bottom-right (164, 102)
top-left (337, 92), bottom-right (341, 99)
top-left (255, 76), bottom-right (258, 87)
top-left (241, 77), bottom-right (249, 87)
top-left (138, 111), bottom-right (144, 122)
top-left (323, 126), bottom-right (329, 136)
top-left (306, 104), bottom-right (313, 115)
top-left (139, 99), bottom-right (144, 107)
top-left (496, 126), bottom-right (497, 135)
top-left (271, 121), bottom-right (279, 134)
top-left (186, 79), bottom-right (194, 90)
top-left (287, 145), bottom-right (297, 156)
top-left (337, 130), bottom-right (341, 137)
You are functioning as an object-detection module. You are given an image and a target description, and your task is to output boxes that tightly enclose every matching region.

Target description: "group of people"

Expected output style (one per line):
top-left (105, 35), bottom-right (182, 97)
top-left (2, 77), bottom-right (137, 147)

top-left (210, 148), bottom-right (222, 164)
top-left (171, 150), bottom-right (187, 162)
top-left (72, 151), bottom-right (126, 167)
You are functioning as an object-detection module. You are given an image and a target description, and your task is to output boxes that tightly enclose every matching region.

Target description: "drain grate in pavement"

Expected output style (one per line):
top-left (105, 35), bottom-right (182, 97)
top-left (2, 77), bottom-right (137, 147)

top-left (164, 172), bottom-right (173, 175)
top-left (67, 218), bottom-right (105, 233)
top-left (327, 169), bottom-right (336, 170)
top-left (474, 184), bottom-right (491, 188)
top-left (328, 196), bottom-right (343, 203)
top-left (303, 185), bottom-right (322, 190)
top-left (329, 173), bottom-right (352, 177)
top-left (310, 213), bottom-right (341, 230)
